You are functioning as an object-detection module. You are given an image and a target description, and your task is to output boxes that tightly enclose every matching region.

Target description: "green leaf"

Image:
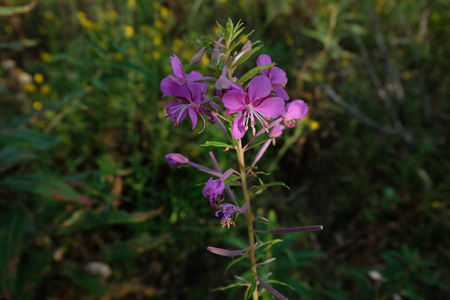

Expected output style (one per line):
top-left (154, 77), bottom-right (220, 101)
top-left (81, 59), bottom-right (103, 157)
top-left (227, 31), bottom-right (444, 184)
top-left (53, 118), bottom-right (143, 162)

top-left (236, 64), bottom-right (273, 85)
top-left (58, 264), bottom-right (107, 297)
top-left (232, 45), bottom-right (262, 68)
top-left (0, 129), bottom-right (59, 150)
top-left (11, 249), bottom-right (52, 300)
top-left (250, 182), bottom-right (290, 198)
top-left (200, 141), bottom-right (233, 148)
top-left (212, 281), bottom-right (249, 292)
top-left (0, 146), bottom-right (36, 169)
top-left (0, 174), bottom-right (80, 201)
top-left (0, 39), bottom-right (38, 51)
top-left (0, 1), bottom-right (36, 16)
top-left (58, 207), bottom-right (164, 235)
top-left (103, 233), bottom-right (170, 261)
top-left (225, 252), bottom-right (248, 274)
top-left (0, 210), bottom-right (29, 294)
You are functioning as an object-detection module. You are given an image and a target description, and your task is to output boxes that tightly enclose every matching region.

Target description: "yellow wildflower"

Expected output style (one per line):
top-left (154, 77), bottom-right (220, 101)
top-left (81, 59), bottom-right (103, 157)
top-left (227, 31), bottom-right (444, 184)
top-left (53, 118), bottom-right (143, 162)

top-left (313, 72), bottom-right (324, 82)
top-left (127, 48), bottom-right (137, 55)
top-left (43, 10), bottom-right (55, 20)
top-left (202, 55), bottom-right (210, 65)
top-left (124, 26), bottom-right (134, 38)
top-left (114, 52), bottom-right (124, 60)
top-left (296, 48), bottom-right (304, 56)
top-left (431, 201), bottom-right (440, 208)
top-left (154, 20), bottom-right (164, 29)
top-left (286, 36), bottom-right (294, 46)
top-left (33, 101), bottom-right (43, 110)
top-left (40, 84), bottom-right (51, 94)
top-left (218, 0), bottom-right (227, 3)
top-left (308, 120), bottom-right (320, 130)
top-left (41, 52), bottom-right (52, 62)
top-left (77, 11), bottom-right (86, 21)
top-left (24, 83), bottom-right (37, 93)
top-left (153, 34), bottom-right (162, 46)
top-left (127, 0), bottom-right (137, 9)
top-left (160, 6), bottom-right (170, 18)
top-left (34, 73), bottom-right (44, 84)
top-left (108, 10), bottom-right (117, 19)
top-left (92, 23), bottom-right (101, 31)
top-left (152, 51), bottom-right (161, 60)
top-left (140, 24), bottom-right (150, 32)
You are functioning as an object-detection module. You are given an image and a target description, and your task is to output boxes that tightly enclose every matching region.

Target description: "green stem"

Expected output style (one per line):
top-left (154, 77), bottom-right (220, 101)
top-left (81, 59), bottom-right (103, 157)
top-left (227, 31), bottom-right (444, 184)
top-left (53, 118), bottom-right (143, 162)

top-left (236, 140), bottom-right (258, 300)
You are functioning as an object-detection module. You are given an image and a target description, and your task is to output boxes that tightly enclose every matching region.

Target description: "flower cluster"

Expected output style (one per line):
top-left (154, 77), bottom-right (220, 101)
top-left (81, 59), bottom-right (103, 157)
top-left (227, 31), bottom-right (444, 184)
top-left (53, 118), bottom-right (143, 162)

top-left (161, 28), bottom-right (308, 227)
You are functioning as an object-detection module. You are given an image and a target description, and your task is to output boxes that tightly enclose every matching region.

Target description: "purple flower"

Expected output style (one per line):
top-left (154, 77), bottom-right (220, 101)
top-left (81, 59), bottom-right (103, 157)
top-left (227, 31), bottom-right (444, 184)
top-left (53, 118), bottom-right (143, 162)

top-left (203, 177), bottom-right (226, 207)
top-left (257, 54), bottom-right (289, 100)
top-left (233, 40), bottom-right (252, 64)
top-left (282, 100), bottom-right (308, 128)
top-left (165, 153), bottom-right (189, 167)
top-left (215, 203), bottom-right (248, 228)
top-left (223, 75), bottom-right (285, 139)
top-left (165, 81), bottom-right (209, 132)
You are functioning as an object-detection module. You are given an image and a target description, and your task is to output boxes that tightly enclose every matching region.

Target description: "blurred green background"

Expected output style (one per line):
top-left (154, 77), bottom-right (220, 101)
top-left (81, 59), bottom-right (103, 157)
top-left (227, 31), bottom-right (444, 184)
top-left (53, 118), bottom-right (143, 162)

top-left (1, 0), bottom-right (449, 299)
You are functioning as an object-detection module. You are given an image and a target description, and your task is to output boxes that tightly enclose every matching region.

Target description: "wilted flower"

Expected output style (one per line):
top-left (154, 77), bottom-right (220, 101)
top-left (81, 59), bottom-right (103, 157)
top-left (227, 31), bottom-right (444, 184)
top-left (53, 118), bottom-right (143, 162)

top-left (215, 203), bottom-right (248, 228)
top-left (203, 177), bottom-right (226, 207)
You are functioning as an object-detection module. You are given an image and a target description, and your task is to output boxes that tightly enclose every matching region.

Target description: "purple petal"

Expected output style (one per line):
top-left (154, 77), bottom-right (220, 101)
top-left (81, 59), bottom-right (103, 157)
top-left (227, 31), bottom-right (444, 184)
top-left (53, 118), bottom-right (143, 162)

top-left (257, 54), bottom-right (273, 77)
top-left (284, 100), bottom-right (308, 120)
top-left (255, 97), bottom-right (285, 118)
top-left (257, 275), bottom-right (288, 300)
top-left (160, 77), bottom-right (188, 99)
top-left (223, 90), bottom-right (247, 111)
top-left (215, 67), bottom-right (231, 91)
top-left (207, 245), bottom-right (250, 258)
top-left (248, 76), bottom-right (272, 102)
top-left (165, 153), bottom-right (189, 167)
top-left (188, 107), bottom-right (198, 130)
top-left (274, 87), bottom-right (290, 100)
top-left (254, 225), bottom-right (323, 234)
top-left (232, 114), bottom-right (246, 139)
top-left (269, 123), bottom-right (285, 137)
top-left (270, 67), bottom-right (287, 86)
top-left (233, 41), bottom-right (252, 63)
top-left (170, 55), bottom-right (185, 79)
top-left (257, 54), bottom-right (272, 67)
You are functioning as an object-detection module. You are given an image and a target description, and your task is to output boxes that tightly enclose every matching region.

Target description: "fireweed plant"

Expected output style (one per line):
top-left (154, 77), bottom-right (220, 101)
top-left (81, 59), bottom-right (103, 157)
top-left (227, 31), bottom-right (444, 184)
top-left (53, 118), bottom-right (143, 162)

top-left (163, 20), bottom-right (323, 299)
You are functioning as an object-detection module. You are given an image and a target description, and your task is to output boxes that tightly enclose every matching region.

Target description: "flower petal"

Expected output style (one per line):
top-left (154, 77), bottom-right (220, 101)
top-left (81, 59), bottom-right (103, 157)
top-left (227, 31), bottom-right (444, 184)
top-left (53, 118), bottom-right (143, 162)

top-left (255, 97), bottom-right (285, 118)
top-left (274, 87), bottom-right (290, 100)
top-left (160, 77), bottom-right (188, 99)
top-left (170, 55), bottom-right (185, 79)
top-left (257, 54), bottom-right (272, 67)
top-left (223, 90), bottom-right (247, 111)
top-left (232, 114), bottom-right (246, 139)
top-left (270, 67), bottom-right (287, 86)
top-left (247, 75), bottom-right (272, 102)
top-left (284, 100), bottom-right (308, 120)
top-left (188, 107), bottom-right (198, 130)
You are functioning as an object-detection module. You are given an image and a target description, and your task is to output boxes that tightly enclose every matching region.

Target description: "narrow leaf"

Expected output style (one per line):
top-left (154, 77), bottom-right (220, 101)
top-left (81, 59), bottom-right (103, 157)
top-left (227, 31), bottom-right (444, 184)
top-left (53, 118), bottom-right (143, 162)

top-left (255, 225), bottom-right (323, 234)
top-left (0, 1), bottom-right (36, 16)
top-left (236, 64), bottom-right (274, 85)
top-left (232, 45), bottom-right (262, 68)
top-left (200, 141), bottom-right (233, 148)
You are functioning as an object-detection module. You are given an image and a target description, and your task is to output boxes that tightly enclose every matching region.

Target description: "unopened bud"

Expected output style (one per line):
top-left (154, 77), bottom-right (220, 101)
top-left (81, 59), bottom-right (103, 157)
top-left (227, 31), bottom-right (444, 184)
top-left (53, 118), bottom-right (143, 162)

top-left (165, 153), bottom-right (189, 167)
top-left (190, 47), bottom-right (206, 65)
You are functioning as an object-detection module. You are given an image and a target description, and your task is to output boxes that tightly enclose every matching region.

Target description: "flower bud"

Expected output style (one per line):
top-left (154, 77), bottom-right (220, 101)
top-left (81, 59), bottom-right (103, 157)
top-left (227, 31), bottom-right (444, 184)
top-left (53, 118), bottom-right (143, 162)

top-left (165, 153), bottom-right (189, 167)
top-left (190, 47), bottom-right (206, 66)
